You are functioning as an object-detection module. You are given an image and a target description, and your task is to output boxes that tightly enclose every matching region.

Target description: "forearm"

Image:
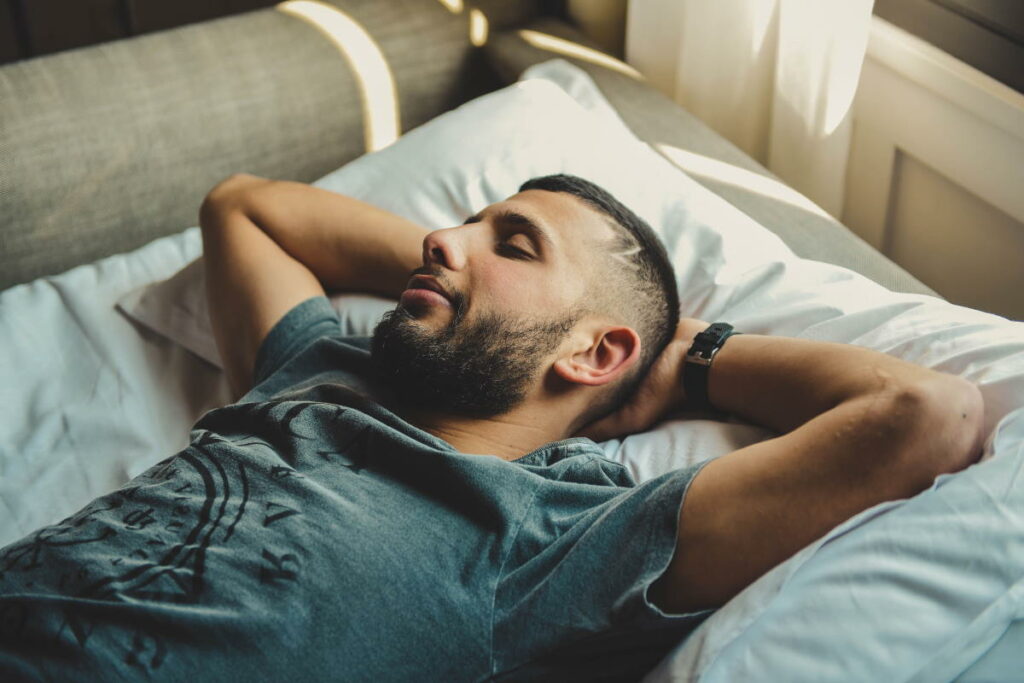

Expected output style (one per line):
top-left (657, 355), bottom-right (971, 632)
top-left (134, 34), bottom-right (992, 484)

top-left (200, 174), bottom-right (429, 298)
top-left (691, 322), bottom-right (979, 436)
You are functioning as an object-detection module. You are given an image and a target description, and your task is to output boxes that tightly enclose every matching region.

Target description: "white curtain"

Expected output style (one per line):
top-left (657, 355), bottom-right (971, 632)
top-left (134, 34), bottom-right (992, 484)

top-left (625, 0), bottom-right (875, 219)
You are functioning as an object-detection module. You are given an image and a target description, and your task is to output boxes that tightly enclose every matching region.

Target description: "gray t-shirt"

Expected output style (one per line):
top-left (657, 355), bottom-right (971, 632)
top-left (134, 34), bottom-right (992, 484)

top-left (0, 296), bottom-right (715, 681)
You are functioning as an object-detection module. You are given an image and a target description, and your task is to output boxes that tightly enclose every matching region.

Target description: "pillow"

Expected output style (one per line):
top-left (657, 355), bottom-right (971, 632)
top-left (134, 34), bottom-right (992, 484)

top-left (117, 59), bottom-right (1024, 682)
top-left (117, 256), bottom-right (396, 368)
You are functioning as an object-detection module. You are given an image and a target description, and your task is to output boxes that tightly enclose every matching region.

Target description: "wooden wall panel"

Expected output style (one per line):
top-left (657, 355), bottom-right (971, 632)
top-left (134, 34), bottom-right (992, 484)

top-left (843, 17), bottom-right (1024, 321)
top-left (887, 153), bottom-right (1024, 320)
top-left (875, 0), bottom-right (1023, 94)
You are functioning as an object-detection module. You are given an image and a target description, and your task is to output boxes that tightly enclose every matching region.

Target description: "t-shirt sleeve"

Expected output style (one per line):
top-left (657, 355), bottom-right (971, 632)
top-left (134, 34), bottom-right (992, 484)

top-left (492, 458), bottom-right (718, 680)
top-left (251, 295), bottom-right (343, 388)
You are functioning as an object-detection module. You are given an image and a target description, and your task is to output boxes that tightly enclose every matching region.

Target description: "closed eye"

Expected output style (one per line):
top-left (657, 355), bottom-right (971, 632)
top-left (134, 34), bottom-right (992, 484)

top-left (498, 244), bottom-right (531, 259)
top-left (498, 235), bottom-right (535, 259)
top-left (463, 213), bottom-right (541, 260)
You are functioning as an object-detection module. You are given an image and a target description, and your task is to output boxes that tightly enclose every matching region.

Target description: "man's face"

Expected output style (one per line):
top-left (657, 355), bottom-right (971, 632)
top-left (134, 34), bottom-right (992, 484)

top-left (371, 189), bottom-right (615, 418)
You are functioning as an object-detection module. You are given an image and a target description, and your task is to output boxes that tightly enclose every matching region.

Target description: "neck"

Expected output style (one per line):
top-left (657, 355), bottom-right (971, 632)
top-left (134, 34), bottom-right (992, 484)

top-left (397, 401), bottom-right (578, 461)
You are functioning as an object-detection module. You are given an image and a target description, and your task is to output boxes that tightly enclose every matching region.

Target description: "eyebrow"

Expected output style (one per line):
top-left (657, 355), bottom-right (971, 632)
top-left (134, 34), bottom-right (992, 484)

top-left (463, 208), bottom-right (556, 252)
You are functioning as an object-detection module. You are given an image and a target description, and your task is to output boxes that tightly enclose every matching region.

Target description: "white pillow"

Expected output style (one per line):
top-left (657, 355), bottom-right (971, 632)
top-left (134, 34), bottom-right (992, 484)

top-left (116, 257), bottom-right (396, 369)
top-left (117, 59), bottom-right (1024, 682)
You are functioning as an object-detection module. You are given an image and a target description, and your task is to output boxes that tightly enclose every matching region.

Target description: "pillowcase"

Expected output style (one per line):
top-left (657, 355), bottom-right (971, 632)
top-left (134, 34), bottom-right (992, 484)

top-left (117, 58), bottom-right (1024, 682)
top-left (117, 256), bottom-right (396, 369)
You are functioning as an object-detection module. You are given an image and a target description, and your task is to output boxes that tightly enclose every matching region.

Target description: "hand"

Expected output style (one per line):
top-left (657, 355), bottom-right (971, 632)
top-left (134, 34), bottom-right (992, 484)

top-left (574, 317), bottom-right (709, 442)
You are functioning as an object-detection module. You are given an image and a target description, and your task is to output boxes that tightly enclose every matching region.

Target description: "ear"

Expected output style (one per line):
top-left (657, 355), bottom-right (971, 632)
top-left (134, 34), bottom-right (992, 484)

top-left (552, 326), bottom-right (641, 387)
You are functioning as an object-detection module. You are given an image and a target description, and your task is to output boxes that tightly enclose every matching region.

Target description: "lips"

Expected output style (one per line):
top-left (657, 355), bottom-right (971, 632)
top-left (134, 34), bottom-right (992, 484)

top-left (406, 275), bottom-right (450, 302)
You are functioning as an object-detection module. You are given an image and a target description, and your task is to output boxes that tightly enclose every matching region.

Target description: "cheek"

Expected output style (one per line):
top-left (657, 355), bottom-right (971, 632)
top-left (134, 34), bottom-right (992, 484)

top-left (479, 263), bottom-right (567, 313)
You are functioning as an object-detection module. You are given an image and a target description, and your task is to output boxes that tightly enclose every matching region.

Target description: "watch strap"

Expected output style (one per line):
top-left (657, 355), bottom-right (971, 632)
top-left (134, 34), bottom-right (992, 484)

top-left (683, 322), bottom-right (739, 412)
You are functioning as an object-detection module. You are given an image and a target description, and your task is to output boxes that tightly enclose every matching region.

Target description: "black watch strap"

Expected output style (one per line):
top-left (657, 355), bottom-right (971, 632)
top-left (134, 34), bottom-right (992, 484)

top-left (683, 322), bottom-right (740, 412)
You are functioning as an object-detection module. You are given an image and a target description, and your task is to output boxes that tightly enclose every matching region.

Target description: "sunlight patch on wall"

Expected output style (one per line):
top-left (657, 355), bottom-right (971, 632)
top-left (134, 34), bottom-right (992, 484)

top-left (436, 0), bottom-right (464, 13)
top-left (434, 0), bottom-right (488, 47)
top-left (277, 0), bottom-right (400, 152)
top-left (469, 9), bottom-right (489, 47)
top-left (517, 30), bottom-right (643, 80)
top-left (655, 143), bottom-right (831, 220)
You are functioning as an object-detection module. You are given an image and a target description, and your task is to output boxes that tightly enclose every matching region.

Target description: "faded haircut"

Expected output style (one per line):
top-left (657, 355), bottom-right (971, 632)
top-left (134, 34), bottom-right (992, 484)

top-left (518, 173), bottom-right (680, 426)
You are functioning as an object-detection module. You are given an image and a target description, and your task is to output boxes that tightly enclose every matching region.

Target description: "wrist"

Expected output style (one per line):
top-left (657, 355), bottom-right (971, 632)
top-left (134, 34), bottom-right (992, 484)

top-left (673, 318), bottom-right (709, 404)
top-left (680, 320), bottom-right (740, 413)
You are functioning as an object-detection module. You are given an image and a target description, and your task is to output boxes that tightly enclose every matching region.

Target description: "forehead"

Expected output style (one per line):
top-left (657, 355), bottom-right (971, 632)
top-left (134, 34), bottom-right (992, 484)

top-left (487, 189), bottom-right (618, 256)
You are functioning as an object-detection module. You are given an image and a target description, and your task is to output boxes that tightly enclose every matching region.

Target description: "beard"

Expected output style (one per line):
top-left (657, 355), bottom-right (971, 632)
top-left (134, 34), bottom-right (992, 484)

top-left (370, 291), bottom-right (578, 419)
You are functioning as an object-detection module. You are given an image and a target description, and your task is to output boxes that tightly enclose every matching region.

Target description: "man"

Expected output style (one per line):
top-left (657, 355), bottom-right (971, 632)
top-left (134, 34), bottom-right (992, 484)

top-left (0, 173), bottom-right (983, 680)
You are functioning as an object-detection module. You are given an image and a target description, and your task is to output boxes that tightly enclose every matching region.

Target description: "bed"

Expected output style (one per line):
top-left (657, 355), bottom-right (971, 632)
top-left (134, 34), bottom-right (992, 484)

top-left (2, 1), bottom-right (1022, 680)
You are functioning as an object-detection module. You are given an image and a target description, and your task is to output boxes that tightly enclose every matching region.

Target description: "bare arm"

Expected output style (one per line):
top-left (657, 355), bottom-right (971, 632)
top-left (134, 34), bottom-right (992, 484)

top-left (580, 318), bottom-right (984, 471)
top-left (706, 329), bottom-right (982, 442)
top-left (202, 173), bottom-right (429, 298)
top-left (578, 319), bottom-right (985, 613)
top-left (198, 174), bottom-right (429, 398)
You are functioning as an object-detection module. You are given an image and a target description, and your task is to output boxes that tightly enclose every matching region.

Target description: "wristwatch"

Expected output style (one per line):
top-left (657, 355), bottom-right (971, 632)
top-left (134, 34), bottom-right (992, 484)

top-left (683, 322), bottom-right (740, 412)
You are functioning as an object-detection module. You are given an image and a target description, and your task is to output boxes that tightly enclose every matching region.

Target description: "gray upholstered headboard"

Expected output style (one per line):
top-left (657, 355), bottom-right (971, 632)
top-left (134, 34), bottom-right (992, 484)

top-left (0, 0), bottom-right (545, 291)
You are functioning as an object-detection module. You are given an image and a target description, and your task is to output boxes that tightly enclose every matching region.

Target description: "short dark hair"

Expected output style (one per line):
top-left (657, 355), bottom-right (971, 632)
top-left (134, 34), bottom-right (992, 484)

top-left (518, 173), bottom-right (680, 426)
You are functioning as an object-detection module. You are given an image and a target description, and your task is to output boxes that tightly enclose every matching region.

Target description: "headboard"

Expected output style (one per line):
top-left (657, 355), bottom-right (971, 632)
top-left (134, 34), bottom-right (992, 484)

top-left (0, 0), bottom-right (547, 290)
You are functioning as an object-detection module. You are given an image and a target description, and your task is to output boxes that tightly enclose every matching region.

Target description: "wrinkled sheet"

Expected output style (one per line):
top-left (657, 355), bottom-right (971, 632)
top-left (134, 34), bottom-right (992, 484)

top-left (0, 228), bottom-right (230, 545)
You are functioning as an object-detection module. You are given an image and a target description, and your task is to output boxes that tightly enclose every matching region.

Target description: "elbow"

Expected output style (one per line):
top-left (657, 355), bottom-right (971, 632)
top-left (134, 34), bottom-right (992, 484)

top-left (199, 173), bottom-right (266, 228)
top-left (941, 376), bottom-right (986, 472)
top-left (903, 375), bottom-right (986, 477)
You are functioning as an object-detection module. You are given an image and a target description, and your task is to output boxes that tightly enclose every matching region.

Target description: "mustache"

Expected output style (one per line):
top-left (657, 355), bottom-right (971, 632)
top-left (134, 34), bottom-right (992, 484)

top-left (408, 265), bottom-right (468, 322)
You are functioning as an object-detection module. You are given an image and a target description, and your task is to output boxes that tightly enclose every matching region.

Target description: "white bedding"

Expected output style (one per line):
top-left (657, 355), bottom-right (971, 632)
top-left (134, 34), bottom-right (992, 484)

top-left (0, 228), bottom-right (231, 541)
top-left (3, 59), bottom-right (1023, 681)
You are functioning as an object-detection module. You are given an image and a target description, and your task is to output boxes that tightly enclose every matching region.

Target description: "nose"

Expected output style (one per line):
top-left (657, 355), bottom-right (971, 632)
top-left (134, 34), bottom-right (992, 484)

top-left (422, 226), bottom-right (468, 271)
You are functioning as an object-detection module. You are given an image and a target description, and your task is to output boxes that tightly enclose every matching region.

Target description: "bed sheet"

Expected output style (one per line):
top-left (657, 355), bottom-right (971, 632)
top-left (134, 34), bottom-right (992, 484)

top-left (0, 228), bottom-right (230, 545)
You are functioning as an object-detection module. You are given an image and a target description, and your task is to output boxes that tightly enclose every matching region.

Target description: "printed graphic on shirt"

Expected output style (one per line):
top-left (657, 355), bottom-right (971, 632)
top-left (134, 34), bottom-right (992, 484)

top-left (0, 399), bottom-right (367, 672)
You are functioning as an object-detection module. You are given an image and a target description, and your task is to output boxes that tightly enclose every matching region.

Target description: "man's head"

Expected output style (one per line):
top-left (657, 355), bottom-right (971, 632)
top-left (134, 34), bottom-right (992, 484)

top-left (371, 173), bottom-right (679, 431)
